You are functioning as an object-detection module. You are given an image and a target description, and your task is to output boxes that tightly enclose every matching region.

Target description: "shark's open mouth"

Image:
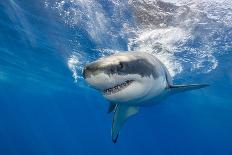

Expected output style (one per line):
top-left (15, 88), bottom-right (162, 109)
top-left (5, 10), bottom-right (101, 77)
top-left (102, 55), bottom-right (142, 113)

top-left (103, 80), bottom-right (134, 95)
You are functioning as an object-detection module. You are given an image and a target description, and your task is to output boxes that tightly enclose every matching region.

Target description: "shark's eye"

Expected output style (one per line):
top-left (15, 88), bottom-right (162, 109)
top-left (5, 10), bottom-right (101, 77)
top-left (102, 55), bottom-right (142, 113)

top-left (119, 62), bottom-right (123, 69)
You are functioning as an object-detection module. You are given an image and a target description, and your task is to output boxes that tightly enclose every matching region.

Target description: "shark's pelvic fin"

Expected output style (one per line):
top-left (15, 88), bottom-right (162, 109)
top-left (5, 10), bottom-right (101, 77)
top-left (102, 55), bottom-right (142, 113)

top-left (108, 103), bottom-right (117, 113)
top-left (111, 105), bottom-right (139, 143)
top-left (170, 84), bottom-right (209, 94)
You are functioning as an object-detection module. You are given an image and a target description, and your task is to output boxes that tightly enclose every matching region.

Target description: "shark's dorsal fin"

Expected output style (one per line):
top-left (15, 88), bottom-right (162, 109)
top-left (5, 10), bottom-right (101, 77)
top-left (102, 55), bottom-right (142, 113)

top-left (111, 105), bottom-right (139, 143)
top-left (108, 103), bottom-right (117, 113)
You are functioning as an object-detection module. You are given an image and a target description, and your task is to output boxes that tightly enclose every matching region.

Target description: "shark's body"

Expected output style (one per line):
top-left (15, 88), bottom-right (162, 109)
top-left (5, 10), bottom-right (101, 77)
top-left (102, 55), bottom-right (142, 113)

top-left (83, 52), bottom-right (208, 143)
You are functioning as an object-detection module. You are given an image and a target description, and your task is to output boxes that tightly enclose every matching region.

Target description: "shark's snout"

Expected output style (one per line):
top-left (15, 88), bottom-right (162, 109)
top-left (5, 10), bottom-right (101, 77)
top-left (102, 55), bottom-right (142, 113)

top-left (82, 66), bottom-right (90, 79)
top-left (83, 62), bottom-right (101, 79)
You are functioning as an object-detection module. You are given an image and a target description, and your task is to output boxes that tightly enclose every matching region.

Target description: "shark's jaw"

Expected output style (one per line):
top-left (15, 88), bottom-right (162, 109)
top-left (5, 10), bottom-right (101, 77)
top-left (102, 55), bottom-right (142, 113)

top-left (84, 73), bottom-right (137, 96)
top-left (103, 80), bottom-right (134, 96)
top-left (84, 73), bottom-right (154, 104)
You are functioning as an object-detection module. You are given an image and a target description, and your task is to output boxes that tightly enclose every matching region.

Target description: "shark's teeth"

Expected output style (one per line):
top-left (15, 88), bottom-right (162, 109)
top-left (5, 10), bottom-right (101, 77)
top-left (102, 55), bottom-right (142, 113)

top-left (103, 80), bottom-right (134, 95)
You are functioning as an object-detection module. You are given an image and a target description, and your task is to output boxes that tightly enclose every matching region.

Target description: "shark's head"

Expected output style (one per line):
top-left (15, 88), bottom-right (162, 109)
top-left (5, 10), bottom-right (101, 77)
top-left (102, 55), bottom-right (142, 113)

top-left (83, 53), bottom-right (159, 104)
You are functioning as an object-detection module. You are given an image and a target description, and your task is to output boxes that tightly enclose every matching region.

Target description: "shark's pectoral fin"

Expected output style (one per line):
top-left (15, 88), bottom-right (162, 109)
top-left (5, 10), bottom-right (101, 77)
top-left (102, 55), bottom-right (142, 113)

top-left (170, 84), bottom-right (209, 94)
top-left (111, 105), bottom-right (139, 143)
top-left (108, 103), bottom-right (117, 113)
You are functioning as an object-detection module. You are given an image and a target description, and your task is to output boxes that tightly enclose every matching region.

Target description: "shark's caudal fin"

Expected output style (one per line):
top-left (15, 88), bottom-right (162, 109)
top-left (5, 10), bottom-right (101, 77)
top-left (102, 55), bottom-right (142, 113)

top-left (111, 105), bottom-right (139, 143)
top-left (169, 84), bottom-right (209, 94)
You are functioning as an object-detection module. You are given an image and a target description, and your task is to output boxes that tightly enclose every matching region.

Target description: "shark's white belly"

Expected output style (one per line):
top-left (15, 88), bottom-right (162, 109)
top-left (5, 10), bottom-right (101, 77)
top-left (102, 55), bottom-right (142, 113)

top-left (141, 79), bottom-right (168, 106)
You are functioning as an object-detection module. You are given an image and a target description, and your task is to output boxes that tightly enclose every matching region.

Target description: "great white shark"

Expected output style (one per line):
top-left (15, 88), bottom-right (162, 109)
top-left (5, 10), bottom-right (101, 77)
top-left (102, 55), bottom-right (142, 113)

top-left (83, 52), bottom-right (208, 143)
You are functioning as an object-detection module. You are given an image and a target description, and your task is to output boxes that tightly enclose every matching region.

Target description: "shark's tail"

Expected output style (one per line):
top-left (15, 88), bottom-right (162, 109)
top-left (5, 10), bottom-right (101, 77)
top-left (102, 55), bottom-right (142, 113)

top-left (169, 84), bottom-right (209, 94)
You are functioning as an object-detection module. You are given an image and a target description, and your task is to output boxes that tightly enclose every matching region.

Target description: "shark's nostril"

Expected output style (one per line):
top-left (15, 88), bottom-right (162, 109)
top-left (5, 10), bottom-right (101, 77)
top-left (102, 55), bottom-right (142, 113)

top-left (83, 65), bottom-right (96, 79)
top-left (83, 67), bottom-right (89, 79)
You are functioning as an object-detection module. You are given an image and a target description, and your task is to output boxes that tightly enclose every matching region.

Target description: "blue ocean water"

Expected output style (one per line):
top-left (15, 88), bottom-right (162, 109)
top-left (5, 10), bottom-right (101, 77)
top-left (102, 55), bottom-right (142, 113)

top-left (0, 0), bottom-right (232, 154)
